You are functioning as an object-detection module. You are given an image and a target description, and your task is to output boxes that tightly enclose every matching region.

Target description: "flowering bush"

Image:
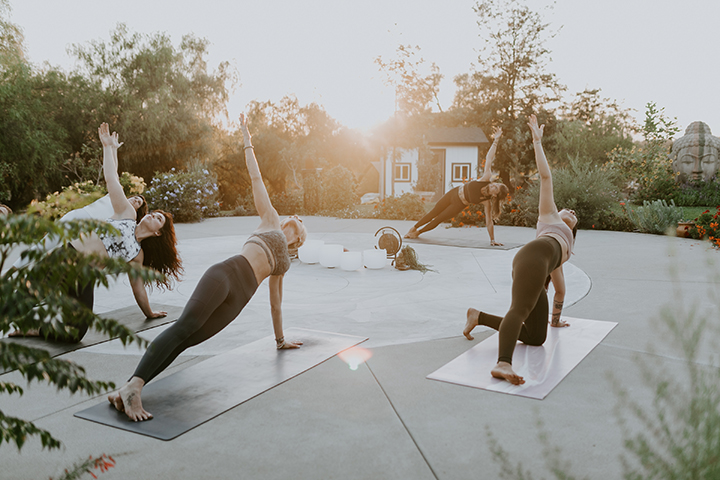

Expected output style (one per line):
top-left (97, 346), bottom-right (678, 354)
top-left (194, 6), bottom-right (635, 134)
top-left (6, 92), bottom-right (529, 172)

top-left (26, 173), bottom-right (145, 220)
top-left (145, 166), bottom-right (220, 222)
top-left (688, 206), bottom-right (720, 248)
top-left (450, 204), bottom-right (485, 227)
top-left (372, 193), bottom-right (425, 220)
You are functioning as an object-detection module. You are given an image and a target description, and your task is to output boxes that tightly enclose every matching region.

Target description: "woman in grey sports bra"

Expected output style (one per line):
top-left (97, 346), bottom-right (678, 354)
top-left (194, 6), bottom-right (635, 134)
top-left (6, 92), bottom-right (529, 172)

top-left (463, 114), bottom-right (579, 386)
top-left (109, 113), bottom-right (308, 421)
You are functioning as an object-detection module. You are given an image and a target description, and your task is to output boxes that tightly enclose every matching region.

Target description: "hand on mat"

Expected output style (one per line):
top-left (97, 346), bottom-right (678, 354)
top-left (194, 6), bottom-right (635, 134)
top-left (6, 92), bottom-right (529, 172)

top-left (146, 311), bottom-right (168, 319)
top-left (279, 339), bottom-right (303, 349)
top-left (490, 240), bottom-right (503, 246)
top-left (551, 319), bottom-right (570, 328)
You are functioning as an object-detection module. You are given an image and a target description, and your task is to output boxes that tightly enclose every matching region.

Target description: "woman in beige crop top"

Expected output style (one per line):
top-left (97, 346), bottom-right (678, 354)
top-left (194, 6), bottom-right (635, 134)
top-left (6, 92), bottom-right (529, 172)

top-left (109, 113), bottom-right (308, 421)
top-left (463, 114), bottom-right (578, 386)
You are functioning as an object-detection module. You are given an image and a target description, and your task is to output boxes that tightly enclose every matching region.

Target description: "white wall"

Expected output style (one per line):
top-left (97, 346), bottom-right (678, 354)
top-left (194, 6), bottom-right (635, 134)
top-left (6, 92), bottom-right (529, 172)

top-left (383, 145), bottom-right (480, 197)
top-left (443, 146), bottom-right (479, 192)
top-left (383, 148), bottom-right (418, 197)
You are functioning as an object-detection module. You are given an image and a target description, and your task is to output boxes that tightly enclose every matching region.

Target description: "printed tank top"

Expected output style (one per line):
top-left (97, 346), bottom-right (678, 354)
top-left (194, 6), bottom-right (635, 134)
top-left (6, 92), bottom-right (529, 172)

top-left (244, 230), bottom-right (290, 276)
top-left (99, 218), bottom-right (142, 262)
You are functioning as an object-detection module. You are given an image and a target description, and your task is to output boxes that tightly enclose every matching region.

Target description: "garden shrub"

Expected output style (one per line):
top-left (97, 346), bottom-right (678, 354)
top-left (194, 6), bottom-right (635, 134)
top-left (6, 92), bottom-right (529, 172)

top-left (514, 157), bottom-right (621, 229)
top-left (26, 173), bottom-right (145, 220)
top-left (303, 170), bottom-right (323, 214)
top-left (145, 166), bottom-right (220, 223)
top-left (673, 180), bottom-right (720, 207)
top-left (626, 199), bottom-right (683, 235)
top-left (270, 189), bottom-right (303, 216)
top-left (593, 208), bottom-right (635, 232)
top-left (320, 165), bottom-right (358, 214)
top-left (372, 193), bottom-right (425, 220)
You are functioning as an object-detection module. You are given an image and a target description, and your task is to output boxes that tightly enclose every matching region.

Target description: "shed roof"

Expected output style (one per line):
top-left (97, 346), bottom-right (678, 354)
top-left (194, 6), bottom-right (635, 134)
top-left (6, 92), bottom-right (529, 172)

top-left (424, 127), bottom-right (488, 146)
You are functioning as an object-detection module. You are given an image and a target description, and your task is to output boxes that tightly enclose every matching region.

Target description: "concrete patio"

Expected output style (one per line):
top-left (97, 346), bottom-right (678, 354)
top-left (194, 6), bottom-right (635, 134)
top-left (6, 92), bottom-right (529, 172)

top-left (1, 216), bottom-right (717, 479)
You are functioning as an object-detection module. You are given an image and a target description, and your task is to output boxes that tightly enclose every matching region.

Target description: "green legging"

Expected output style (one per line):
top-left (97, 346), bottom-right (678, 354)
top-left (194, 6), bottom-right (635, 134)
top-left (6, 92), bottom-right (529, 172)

top-left (477, 236), bottom-right (562, 364)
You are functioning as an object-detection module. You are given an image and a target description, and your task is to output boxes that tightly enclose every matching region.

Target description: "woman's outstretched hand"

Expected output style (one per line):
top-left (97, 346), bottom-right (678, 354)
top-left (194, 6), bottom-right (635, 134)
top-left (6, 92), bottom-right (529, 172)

top-left (527, 114), bottom-right (544, 143)
top-left (98, 123), bottom-right (123, 149)
top-left (239, 113), bottom-right (251, 142)
top-left (491, 126), bottom-right (502, 141)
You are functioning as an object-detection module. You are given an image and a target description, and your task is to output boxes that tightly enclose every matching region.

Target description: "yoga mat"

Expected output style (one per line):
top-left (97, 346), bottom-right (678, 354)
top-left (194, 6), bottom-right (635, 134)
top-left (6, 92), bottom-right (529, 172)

top-left (404, 236), bottom-right (522, 250)
top-left (1, 304), bottom-right (184, 372)
top-left (427, 317), bottom-right (616, 399)
top-left (74, 328), bottom-right (367, 440)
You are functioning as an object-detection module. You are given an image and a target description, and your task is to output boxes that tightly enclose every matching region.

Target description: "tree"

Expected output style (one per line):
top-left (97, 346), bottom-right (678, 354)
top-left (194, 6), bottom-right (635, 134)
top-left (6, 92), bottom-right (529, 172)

top-left (0, 215), bottom-right (161, 450)
top-left (549, 88), bottom-right (636, 168)
top-left (70, 24), bottom-right (234, 182)
top-left (0, 0), bottom-right (24, 68)
top-left (452, 0), bottom-right (564, 186)
top-left (375, 44), bottom-right (443, 118)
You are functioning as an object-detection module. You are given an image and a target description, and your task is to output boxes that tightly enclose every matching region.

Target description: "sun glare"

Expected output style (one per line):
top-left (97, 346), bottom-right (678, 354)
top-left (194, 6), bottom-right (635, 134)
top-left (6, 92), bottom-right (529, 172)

top-left (338, 346), bottom-right (373, 371)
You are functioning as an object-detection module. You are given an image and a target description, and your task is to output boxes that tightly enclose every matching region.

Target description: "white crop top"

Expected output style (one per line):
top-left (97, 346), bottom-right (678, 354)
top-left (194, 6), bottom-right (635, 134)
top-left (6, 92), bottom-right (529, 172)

top-left (99, 218), bottom-right (142, 262)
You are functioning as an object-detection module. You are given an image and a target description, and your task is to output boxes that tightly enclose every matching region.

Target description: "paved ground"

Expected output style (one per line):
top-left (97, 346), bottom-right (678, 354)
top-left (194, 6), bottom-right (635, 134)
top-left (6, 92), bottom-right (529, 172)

top-left (1, 217), bottom-right (718, 479)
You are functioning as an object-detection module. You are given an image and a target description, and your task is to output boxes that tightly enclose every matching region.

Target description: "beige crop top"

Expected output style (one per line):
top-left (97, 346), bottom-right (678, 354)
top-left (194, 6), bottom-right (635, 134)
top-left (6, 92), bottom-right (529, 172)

top-left (536, 221), bottom-right (574, 263)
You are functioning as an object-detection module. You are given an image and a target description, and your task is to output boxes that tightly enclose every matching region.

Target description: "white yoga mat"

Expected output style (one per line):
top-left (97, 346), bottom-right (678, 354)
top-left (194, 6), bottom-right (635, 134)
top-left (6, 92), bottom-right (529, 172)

top-left (427, 317), bottom-right (616, 399)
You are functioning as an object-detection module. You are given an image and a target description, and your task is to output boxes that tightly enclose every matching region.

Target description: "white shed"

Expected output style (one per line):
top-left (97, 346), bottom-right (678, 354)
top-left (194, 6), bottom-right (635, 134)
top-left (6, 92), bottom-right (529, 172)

top-left (377, 127), bottom-right (489, 200)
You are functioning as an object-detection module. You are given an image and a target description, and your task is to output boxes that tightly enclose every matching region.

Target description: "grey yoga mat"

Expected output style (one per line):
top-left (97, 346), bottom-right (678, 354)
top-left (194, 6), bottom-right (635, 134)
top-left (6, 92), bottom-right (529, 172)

top-left (74, 328), bottom-right (367, 440)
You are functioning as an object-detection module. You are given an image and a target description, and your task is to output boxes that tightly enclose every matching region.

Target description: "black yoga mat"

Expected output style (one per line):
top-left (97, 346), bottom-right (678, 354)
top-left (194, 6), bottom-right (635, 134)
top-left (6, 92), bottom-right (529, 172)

top-left (74, 328), bottom-right (367, 441)
top-left (404, 236), bottom-right (522, 250)
top-left (1, 304), bottom-right (184, 372)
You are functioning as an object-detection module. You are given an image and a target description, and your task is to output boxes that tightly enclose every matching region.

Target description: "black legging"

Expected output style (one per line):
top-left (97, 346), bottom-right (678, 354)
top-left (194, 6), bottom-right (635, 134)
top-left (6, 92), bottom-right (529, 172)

top-left (133, 254), bottom-right (259, 383)
top-left (476, 236), bottom-right (562, 364)
top-left (413, 186), bottom-right (466, 234)
top-left (39, 245), bottom-right (93, 343)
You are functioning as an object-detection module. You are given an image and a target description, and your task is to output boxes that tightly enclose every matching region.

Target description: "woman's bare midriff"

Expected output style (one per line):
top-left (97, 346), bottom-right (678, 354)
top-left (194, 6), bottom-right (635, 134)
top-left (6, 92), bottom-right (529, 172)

top-left (240, 242), bottom-right (273, 285)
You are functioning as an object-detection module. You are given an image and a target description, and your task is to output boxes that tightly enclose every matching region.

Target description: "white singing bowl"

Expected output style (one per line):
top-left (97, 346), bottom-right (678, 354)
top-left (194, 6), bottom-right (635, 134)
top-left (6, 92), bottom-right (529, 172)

top-left (319, 244), bottom-right (343, 268)
top-left (340, 251), bottom-right (363, 271)
top-left (363, 249), bottom-right (387, 269)
top-left (298, 240), bottom-right (324, 264)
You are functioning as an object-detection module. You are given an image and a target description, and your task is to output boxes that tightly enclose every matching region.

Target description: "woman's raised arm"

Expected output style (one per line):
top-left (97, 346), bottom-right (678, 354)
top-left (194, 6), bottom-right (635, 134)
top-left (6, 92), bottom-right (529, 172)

top-left (99, 123), bottom-right (134, 219)
top-left (527, 115), bottom-right (560, 222)
top-left (239, 114), bottom-right (280, 228)
top-left (479, 127), bottom-right (502, 181)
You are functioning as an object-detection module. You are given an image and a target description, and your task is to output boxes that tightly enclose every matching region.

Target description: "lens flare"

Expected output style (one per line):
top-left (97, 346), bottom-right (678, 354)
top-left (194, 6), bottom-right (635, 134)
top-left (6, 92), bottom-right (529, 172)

top-left (338, 346), bottom-right (372, 371)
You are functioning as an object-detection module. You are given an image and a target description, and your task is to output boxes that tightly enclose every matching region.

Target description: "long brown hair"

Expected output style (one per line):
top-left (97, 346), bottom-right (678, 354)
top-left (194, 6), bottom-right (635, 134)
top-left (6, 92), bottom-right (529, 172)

top-left (140, 210), bottom-right (183, 289)
top-left (489, 183), bottom-right (510, 221)
top-left (133, 195), bottom-right (148, 223)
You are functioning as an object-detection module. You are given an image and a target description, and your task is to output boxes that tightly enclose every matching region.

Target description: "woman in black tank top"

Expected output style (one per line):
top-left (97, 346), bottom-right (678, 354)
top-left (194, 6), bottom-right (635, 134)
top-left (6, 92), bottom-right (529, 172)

top-left (404, 127), bottom-right (509, 246)
top-left (463, 115), bottom-right (579, 386)
top-left (109, 114), bottom-right (308, 421)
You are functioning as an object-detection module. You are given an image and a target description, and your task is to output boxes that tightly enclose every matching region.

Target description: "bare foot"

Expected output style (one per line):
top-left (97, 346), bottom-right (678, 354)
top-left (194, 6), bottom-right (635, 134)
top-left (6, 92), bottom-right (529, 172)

top-left (404, 227), bottom-right (419, 239)
top-left (491, 361), bottom-right (525, 385)
top-left (8, 329), bottom-right (40, 337)
top-left (464, 308), bottom-right (480, 340)
top-left (108, 377), bottom-right (152, 421)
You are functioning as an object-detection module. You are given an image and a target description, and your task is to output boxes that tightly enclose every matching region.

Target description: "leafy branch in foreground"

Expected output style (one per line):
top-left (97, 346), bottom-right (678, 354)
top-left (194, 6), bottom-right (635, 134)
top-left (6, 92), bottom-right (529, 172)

top-left (1, 214), bottom-right (162, 450)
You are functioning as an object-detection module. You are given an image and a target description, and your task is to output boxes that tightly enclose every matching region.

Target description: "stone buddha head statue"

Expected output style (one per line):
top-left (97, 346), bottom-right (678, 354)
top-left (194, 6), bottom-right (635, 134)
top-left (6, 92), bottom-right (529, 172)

top-left (671, 121), bottom-right (720, 182)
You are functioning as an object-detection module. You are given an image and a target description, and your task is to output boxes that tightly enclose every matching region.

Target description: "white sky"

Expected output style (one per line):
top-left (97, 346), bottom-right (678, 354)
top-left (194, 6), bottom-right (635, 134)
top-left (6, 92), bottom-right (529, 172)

top-left (9, 0), bottom-right (720, 136)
